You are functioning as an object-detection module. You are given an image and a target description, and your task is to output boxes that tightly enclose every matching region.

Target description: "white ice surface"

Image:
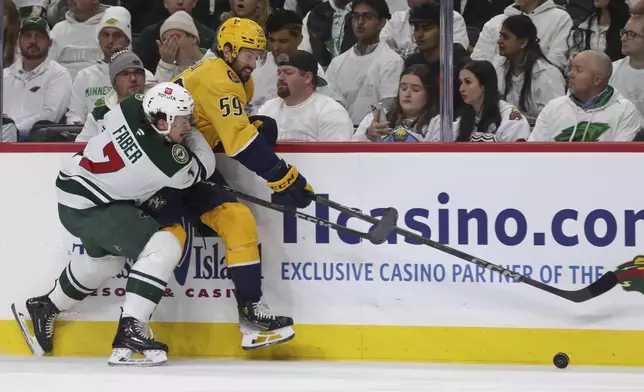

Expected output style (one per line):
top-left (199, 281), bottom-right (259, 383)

top-left (0, 356), bottom-right (643, 392)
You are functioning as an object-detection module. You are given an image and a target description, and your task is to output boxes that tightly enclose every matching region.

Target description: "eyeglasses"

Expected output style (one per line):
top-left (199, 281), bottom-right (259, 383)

top-left (117, 69), bottom-right (145, 78)
top-left (350, 12), bottom-right (379, 22)
top-left (620, 29), bottom-right (644, 40)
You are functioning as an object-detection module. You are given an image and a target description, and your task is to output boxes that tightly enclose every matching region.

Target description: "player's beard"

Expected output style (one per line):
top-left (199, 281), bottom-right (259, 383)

top-left (233, 64), bottom-right (253, 83)
top-left (277, 84), bottom-right (290, 99)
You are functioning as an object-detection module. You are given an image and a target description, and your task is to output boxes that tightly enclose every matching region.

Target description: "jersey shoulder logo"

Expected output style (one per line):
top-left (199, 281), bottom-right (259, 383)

top-left (135, 94), bottom-right (145, 101)
top-left (227, 70), bottom-right (240, 83)
top-left (172, 144), bottom-right (189, 164)
top-left (508, 108), bottom-right (523, 121)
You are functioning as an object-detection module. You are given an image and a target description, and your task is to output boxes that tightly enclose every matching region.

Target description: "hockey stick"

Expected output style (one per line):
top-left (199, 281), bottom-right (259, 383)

top-left (312, 195), bottom-right (618, 303)
top-left (201, 180), bottom-right (398, 245)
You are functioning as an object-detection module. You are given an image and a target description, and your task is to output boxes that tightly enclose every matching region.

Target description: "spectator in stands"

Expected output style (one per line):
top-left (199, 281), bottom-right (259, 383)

top-left (529, 50), bottom-right (639, 141)
top-left (354, 63), bottom-right (442, 141)
top-left (496, 15), bottom-right (565, 125)
top-left (134, 0), bottom-right (215, 72)
top-left (219, 0), bottom-right (272, 30)
top-left (249, 10), bottom-right (343, 114)
top-left (75, 50), bottom-right (147, 142)
top-left (566, 0), bottom-right (629, 69)
top-left (1, 114), bottom-right (18, 142)
top-left (121, 0), bottom-right (215, 35)
top-left (257, 50), bottom-right (354, 141)
top-left (472, 0), bottom-right (573, 71)
top-left (66, 7), bottom-right (157, 125)
top-left (325, 0), bottom-right (404, 125)
top-left (300, 0), bottom-right (353, 67)
top-left (452, 60), bottom-right (531, 142)
top-left (3, 16), bottom-right (72, 140)
top-left (48, 0), bottom-right (107, 80)
top-left (459, 0), bottom-right (513, 31)
top-left (4, 0), bottom-right (21, 68)
top-left (404, 3), bottom-right (470, 119)
top-left (380, 0), bottom-right (469, 57)
top-left (609, 0), bottom-right (644, 127)
top-left (155, 11), bottom-right (207, 82)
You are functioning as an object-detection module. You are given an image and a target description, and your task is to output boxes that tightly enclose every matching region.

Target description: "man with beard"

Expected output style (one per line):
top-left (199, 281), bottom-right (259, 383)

top-left (139, 17), bottom-right (314, 351)
top-left (65, 6), bottom-right (157, 125)
top-left (257, 50), bottom-right (354, 141)
top-left (75, 50), bottom-right (148, 142)
top-left (2, 15), bottom-right (72, 141)
top-left (248, 9), bottom-right (343, 114)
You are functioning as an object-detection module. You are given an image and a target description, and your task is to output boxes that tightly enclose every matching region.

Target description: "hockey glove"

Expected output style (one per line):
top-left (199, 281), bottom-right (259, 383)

top-left (265, 159), bottom-right (314, 208)
top-left (250, 115), bottom-right (278, 146)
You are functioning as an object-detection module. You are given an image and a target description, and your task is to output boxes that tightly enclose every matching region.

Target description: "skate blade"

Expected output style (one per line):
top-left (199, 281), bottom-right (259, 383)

top-left (241, 326), bottom-right (295, 351)
top-left (108, 348), bottom-right (168, 367)
top-left (10, 303), bottom-right (45, 356)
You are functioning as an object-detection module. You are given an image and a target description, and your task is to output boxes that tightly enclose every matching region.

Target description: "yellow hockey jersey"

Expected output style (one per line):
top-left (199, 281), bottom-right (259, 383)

top-left (172, 58), bottom-right (257, 154)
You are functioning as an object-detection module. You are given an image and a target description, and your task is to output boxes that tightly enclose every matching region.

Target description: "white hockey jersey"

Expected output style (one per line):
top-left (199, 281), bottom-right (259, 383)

top-left (56, 94), bottom-right (216, 210)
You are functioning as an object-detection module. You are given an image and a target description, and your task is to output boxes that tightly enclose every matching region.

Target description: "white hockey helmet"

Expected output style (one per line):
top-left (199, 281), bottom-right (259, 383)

top-left (142, 82), bottom-right (194, 136)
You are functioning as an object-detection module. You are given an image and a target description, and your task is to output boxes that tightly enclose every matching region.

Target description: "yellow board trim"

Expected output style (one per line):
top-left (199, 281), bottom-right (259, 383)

top-left (0, 320), bottom-right (642, 366)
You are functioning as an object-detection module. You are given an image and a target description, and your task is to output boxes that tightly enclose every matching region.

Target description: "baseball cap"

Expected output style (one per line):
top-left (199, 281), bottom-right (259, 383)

top-left (108, 49), bottom-right (145, 84)
top-left (275, 50), bottom-right (328, 87)
top-left (20, 15), bottom-right (49, 35)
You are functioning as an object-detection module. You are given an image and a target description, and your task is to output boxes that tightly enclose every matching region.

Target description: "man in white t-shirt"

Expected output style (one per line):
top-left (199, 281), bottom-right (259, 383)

top-left (380, 0), bottom-right (470, 57)
top-left (258, 50), bottom-right (354, 142)
top-left (609, 5), bottom-right (644, 128)
top-left (248, 9), bottom-right (343, 115)
top-left (529, 50), bottom-right (640, 141)
top-left (325, 0), bottom-right (404, 125)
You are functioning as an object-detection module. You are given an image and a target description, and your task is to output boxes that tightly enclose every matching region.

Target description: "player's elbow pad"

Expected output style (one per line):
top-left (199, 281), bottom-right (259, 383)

top-left (233, 132), bottom-right (281, 180)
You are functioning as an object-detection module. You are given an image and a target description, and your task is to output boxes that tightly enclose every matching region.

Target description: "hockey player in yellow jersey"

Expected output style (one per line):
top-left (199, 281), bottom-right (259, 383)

top-left (141, 17), bottom-right (314, 350)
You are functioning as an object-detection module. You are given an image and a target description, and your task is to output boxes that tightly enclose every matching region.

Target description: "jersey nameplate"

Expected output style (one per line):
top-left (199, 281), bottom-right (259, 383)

top-left (113, 125), bottom-right (143, 164)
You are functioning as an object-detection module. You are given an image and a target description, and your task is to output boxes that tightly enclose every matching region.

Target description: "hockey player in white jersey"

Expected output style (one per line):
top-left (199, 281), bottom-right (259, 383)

top-left (11, 81), bottom-right (216, 367)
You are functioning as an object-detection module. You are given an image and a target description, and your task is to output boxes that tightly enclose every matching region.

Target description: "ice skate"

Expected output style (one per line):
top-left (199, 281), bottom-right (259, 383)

top-left (11, 295), bottom-right (61, 356)
top-left (108, 316), bottom-right (168, 367)
top-left (238, 300), bottom-right (295, 350)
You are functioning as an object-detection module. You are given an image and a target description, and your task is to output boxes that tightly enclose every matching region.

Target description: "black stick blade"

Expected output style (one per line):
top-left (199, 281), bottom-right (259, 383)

top-left (566, 272), bottom-right (618, 303)
top-left (368, 207), bottom-right (398, 245)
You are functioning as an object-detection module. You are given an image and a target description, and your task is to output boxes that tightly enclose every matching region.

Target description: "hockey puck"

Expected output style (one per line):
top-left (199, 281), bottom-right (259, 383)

top-left (553, 352), bottom-right (570, 369)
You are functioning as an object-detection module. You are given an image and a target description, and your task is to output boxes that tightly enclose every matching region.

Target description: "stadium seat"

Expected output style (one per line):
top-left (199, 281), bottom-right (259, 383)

top-left (25, 124), bottom-right (84, 143)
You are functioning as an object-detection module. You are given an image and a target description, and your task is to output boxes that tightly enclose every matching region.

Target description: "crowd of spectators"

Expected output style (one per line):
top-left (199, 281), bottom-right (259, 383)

top-left (3, 0), bottom-right (644, 142)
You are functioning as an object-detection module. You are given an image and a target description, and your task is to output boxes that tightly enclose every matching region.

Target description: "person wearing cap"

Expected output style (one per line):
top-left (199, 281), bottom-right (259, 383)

top-left (75, 49), bottom-right (149, 142)
top-left (155, 10), bottom-right (208, 83)
top-left (325, 0), bottom-right (404, 126)
top-left (2, 15), bottom-right (72, 141)
top-left (65, 6), bottom-right (158, 125)
top-left (257, 50), bottom-right (354, 141)
top-left (248, 9), bottom-right (344, 114)
top-left (134, 0), bottom-right (215, 73)
top-left (48, 0), bottom-right (108, 80)
top-left (380, 0), bottom-right (469, 57)
top-left (404, 2), bottom-right (470, 119)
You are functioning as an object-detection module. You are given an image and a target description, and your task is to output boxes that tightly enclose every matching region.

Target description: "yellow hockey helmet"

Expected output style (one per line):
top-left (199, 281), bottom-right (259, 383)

top-left (217, 17), bottom-right (267, 59)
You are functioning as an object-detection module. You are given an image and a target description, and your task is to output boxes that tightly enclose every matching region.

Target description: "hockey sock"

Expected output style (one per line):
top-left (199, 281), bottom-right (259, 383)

top-left (49, 254), bottom-right (125, 311)
top-left (123, 231), bottom-right (181, 321)
top-left (230, 263), bottom-right (263, 303)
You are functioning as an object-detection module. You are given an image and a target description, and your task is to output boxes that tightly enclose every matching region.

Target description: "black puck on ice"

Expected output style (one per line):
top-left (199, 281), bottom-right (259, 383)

top-left (553, 352), bottom-right (570, 369)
